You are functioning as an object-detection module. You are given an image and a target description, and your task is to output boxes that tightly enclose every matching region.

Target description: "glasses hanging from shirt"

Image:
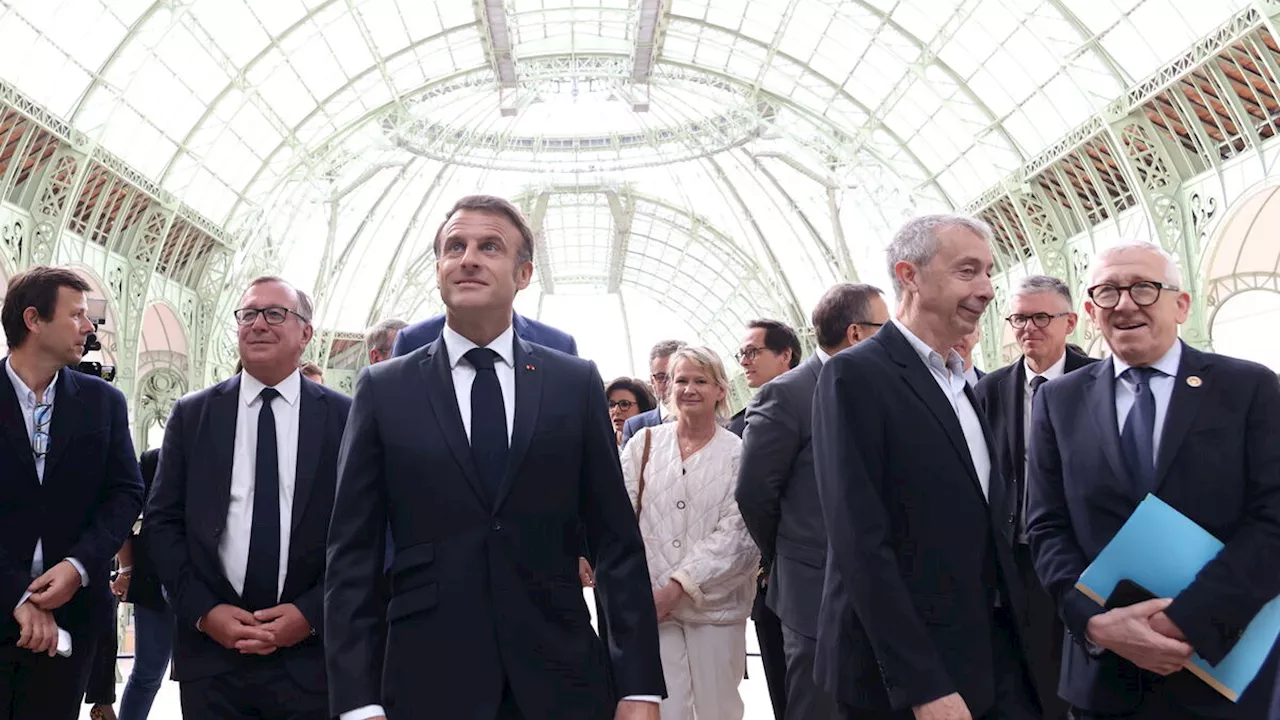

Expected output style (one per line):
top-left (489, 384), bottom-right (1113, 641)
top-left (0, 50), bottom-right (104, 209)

top-left (31, 402), bottom-right (52, 457)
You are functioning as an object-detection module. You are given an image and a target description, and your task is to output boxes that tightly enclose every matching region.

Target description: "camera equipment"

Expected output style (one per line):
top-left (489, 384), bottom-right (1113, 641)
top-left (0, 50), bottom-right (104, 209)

top-left (75, 298), bottom-right (116, 382)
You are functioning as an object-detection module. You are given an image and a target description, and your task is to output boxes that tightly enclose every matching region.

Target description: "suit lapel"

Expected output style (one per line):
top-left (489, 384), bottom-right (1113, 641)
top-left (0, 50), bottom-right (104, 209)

top-left (1085, 359), bottom-right (1132, 488)
top-left (419, 340), bottom-right (489, 506)
top-left (43, 370), bottom-right (82, 482)
top-left (291, 381), bottom-right (325, 533)
top-left (207, 377), bottom-right (241, 534)
top-left (879, 323), bottom-right (984, 499)
top-left (495, 339), bottom-right (542, 512)
top-left (1154, 343), bottom-right (1207, 489)
top-left (0, 359), bottom-right (38, 486)
top-left (1002, 360), bottom-right (1025, 483)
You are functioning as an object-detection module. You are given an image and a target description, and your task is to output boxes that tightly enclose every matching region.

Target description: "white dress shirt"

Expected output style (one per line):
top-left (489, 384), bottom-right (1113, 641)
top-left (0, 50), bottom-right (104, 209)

top-left (963, 365), bottom-right (980, 387)
top-left (220, 369), bottom-right (301, 603)
top-left (893, 320), bottom-right (992, 500)
top-left (4, 360), bottom-right (88, 609)
top-left (342, 324), bottom-right (658, 720)
top-left (815, 346), bottom-right (831, 364)
top-left (1113, 340), bottom-right (1182, 464)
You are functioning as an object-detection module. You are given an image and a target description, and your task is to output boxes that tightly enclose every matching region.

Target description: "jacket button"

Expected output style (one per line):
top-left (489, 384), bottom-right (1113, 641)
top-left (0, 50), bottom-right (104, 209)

top-left (676, 501), bottom-right (686, 509)
top-left (492, 521), bottom-right (502, 531)
top-left (1007, 514), bottom-right (1016, 525)
top-left (672, 539), bottom-right (681, 548)
top-left (213, 526), bottom-right (223, 538)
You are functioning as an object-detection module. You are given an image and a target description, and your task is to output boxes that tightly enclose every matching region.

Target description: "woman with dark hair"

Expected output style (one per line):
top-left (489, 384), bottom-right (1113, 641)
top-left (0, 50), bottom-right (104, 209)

top-left (605, 377), bottom-right (656, 450)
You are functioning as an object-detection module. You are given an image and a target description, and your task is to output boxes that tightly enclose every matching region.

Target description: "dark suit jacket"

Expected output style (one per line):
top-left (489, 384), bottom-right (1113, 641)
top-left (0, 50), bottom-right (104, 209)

top-left (812, 322), bottom-right (1033, 714)
top-left (125, 448), bottom-right (167, 612)
top-left (620, 407), bottom-right (664, 448)
top-left (736, 354), bottom-right (824, 637)
top-left (391, 311), bottom-right (578, 358)
top-left (325, 337), bottom-right (664, 719)
top-left (728, 408), bottom-right (746, 437)
top-left (0, 362), bottom-right (143, 641)
top-left (144, 375), bottom-right (352, 691)
top-left (1027, 343), bottom-right (1280, 717)
top-left (974, 349), bottom-right (1097, 539)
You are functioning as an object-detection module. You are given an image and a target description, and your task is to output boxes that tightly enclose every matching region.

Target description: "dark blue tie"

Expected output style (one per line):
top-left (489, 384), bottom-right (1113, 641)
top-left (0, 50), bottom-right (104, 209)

top-left (243, 387), bottom-right (280, 611)
top-left (1120, 367), bottom-right (1159, 495)
top-left (466, 348), bottom-right (508, 500)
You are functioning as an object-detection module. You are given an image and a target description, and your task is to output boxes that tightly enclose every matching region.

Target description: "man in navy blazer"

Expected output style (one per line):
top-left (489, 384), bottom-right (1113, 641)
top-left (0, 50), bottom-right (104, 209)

top-left (146, 277), bottom-right (352, 718)
top-left (0, 267), bottom-right (143, 720)
top-left (1027, 241), bottom-right (1280, 719)
top-left (391, 310), bottom-right (577, 358)
top-left (325, 195), bottom-right (663, 720)
top-left (618, 339), bottom-right (685, 448)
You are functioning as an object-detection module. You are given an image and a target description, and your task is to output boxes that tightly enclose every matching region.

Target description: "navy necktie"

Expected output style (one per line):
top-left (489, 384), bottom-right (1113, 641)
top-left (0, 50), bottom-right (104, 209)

top-left (243, 387), bottom-right (280, 611)
top-left (466, 348), bottom-right (508, 500)
top-left (1120, 367), bottom-right (1159, 495)
top-left (1029, 375), bottom-right (1048, 396)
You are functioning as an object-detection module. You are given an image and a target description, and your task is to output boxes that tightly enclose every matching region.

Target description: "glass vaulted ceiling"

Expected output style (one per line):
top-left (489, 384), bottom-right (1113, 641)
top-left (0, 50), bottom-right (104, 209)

top-left (0, 0), bottom-right (1246, 376)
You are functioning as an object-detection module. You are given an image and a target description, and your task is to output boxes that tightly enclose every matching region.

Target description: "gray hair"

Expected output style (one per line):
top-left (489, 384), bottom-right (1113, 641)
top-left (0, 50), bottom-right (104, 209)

top-left (649, 339), bottom-right (687, 363)
top-left (245, 275), bottom-right (312, 324)
top-left (1091, 240), bottom-right (1184, 288)
top-left (365, 318), bottom-right (409, 355)
top-left (885, 214), bottom-right (995, 296)
top-left (1014, 275), bottom-right (1073, 307)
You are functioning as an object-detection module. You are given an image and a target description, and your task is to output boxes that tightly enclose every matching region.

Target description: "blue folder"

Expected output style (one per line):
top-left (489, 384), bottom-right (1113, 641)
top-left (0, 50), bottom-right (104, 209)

top-left (1075, 494), bottom-right (1280, 701)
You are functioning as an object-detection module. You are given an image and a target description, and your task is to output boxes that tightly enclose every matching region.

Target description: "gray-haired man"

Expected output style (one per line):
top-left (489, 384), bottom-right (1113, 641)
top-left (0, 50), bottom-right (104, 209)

top-left (364, 319), bottom-right (408, 366)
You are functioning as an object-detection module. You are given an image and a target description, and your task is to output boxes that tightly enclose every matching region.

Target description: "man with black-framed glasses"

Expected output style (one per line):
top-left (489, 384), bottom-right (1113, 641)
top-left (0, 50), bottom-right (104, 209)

top-left (0, 266), bottom-right (143, 720)
top-left (974, 275), bottom-right (1096, 719)
top-left (146, 275), bottom-right (351, 719)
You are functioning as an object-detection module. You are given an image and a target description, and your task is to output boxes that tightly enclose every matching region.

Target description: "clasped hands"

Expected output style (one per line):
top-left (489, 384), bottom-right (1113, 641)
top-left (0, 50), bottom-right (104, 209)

top-left (199, 602), bottom-right (311, 655)
top-left (12, 560), bottom-right (82, 655)
top-left (1086, 597), bottom-right (1193, 676)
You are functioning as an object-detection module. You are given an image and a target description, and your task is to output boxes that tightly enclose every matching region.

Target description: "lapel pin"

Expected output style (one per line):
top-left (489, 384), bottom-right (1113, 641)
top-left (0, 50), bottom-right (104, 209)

top-left (1186, 376), bottom-right (1202, 388)
top-left (525, 364), bottom-right (536, 371)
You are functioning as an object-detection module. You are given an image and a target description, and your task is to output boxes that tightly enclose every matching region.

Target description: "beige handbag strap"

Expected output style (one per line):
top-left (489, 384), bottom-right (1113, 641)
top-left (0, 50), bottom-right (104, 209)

top-left (635, 428), bottom-right (653, 518)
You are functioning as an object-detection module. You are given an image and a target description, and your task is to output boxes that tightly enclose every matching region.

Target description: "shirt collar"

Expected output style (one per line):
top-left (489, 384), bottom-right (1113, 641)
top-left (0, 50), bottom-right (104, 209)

top-left (815, 347), bottom-right (831, 364)
top-left (4, 358), bottom-right (57, 407)
top-left (1112, 339), bottom-right (1182, 380)
top-left (891, 318), bottom-right (966, 377)
top-left (442, 322), bottom-right (515, 370)
top-left (240, 368), bottom-right (302, 407)
top-left (1024, 350), bottom-right (1068, 386)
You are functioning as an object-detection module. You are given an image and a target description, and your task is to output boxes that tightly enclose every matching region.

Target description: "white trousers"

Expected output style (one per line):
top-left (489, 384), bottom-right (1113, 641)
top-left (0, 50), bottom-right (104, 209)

top-left (658, 620), bottom-right (747, 720)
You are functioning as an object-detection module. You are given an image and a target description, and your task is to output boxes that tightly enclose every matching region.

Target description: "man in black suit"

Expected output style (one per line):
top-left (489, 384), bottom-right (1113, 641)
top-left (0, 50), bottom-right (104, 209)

top-left (813, 214), bottom-right (1039, 720)
top-left (974, 275), bottom-right (1096, 719)
top-left (0, 266), bottom-right (144, 720)
top-left (738, 283), bottom-right (888, 720)
top-left (325, 194), bottom-right (663, 720)
top-left (145, 276), bottom-right (352, 718)
top-left (1027, 240), bottom-right (1280, 719)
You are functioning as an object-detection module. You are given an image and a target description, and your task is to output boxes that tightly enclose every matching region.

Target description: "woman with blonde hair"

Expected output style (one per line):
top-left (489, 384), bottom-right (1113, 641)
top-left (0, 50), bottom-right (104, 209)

top-left (620, 346), bottom-right (759, 720)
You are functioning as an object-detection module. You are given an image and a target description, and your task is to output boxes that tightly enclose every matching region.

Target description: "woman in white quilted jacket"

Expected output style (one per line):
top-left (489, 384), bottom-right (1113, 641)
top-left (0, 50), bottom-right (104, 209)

top-left (620, 345), bottom-right (761, 720)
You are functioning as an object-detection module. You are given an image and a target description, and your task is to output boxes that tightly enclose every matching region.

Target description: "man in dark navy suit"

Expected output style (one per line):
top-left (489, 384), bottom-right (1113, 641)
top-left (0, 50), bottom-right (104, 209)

top-left (1027, 240), bottom-right (1280, 719)
top-left (975, 275), bottom-right (1096, 719)
top-left (619, 339), bottom-right (685, 448)
top-left (391, 310), bottom-right (577, 358)
top-left (146, 276), bottom-right (352, 718)
top-left (325, 195), bottom-right (663, 720)
top-left (0, 266), bottom-right (144, 720)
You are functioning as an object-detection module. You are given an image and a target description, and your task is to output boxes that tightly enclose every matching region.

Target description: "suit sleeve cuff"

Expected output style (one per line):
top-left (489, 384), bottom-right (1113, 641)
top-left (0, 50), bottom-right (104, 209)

top-left (339, 705), bottom-right (385, 720)
top-left (66, 558), bottom-right (89, 587)
top-left (1062, 586), bottom-right (1106, 648)
top-left (622, 695), bottom-right (661, 703)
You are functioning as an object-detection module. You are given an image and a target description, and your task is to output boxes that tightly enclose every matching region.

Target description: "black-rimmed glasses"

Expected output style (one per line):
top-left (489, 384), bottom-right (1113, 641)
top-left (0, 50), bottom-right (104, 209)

top-left (233, 306), bottom-right (310, 326)
top-left (31, 402), bottom-right (52, 457)
top-left (735, 346), bottom-right (765, 362)
top-left (608, 399), bottom-right (635, 411)
top-left (853, 321), bottom-right (885, 328)
top-left (1087, 281), bottom-right (1178, 309)
top-left (1006, 312), bottom-right (1071, 329)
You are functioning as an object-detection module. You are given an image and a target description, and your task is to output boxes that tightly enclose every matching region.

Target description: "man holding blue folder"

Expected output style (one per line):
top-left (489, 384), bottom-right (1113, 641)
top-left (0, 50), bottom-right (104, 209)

top-left (1026, 240), bottom-right (1280, 719)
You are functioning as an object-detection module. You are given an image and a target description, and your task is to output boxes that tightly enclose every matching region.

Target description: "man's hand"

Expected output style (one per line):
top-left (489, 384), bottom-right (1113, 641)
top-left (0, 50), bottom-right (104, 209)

top-left (199, 604), bottom-right (273, 651)
top-left (13, 601), bottom-right (58, 655)
top-left (653, 580), bottom-right (685, 622)
top-left (27, 561), bottom-right (81, 611)
top-left (615, 699), bottom-right (660, 719)
top-left (1085, 598), bottom-right (1192, 675)
top-left (253, 603), bottom-right (311, 649)
top-left (912, 692), bottom-right (972, 720)
top-left (579, 557), bottom-right (595, 587)
top-left (110, 572), bottom-right (131, 599)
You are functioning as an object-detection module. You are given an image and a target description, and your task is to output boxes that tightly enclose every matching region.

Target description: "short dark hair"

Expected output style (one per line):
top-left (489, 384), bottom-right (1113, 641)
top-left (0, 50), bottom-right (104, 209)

top-left (243, 276), bottom-right (313, 323)
top-left (433, 195), bottom-right (534, 265)
top-left (812, 283), bottom-right (884, 349)
top-left (605, 377), bottom-right (657, 414)
top-left (2, 266), bottom-right (92, 349)
top-left (747, 319), bottom-right (802, 369)
top-left (648, 340), bottom-right (686, 363)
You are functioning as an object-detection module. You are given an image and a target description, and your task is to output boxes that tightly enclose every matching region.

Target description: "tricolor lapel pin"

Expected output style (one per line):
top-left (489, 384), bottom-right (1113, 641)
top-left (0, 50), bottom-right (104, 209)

top-left (525, 364), bottom-right (536, 371)
top-left (1186, 375), bottom-right (1202, 388)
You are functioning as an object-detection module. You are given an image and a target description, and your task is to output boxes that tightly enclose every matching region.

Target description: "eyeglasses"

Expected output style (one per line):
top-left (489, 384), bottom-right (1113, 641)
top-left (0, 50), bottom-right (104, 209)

top-left (734, 346), bottom-right (767, 362)
top-left (608, 399), bottom-right (635, 411)
top-left (233, 306), bottom-right (310, 326)
top-left (1087, 281), bottom-right (1178, 309)
top-left (853, 321), bottom-right (885, 328)
top-left (31, 402), bottom-right (52, 457)
top-left (1006, 312), bottom-right (1071, 329)
top-left (650, 372), bottom-right (669, 384)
